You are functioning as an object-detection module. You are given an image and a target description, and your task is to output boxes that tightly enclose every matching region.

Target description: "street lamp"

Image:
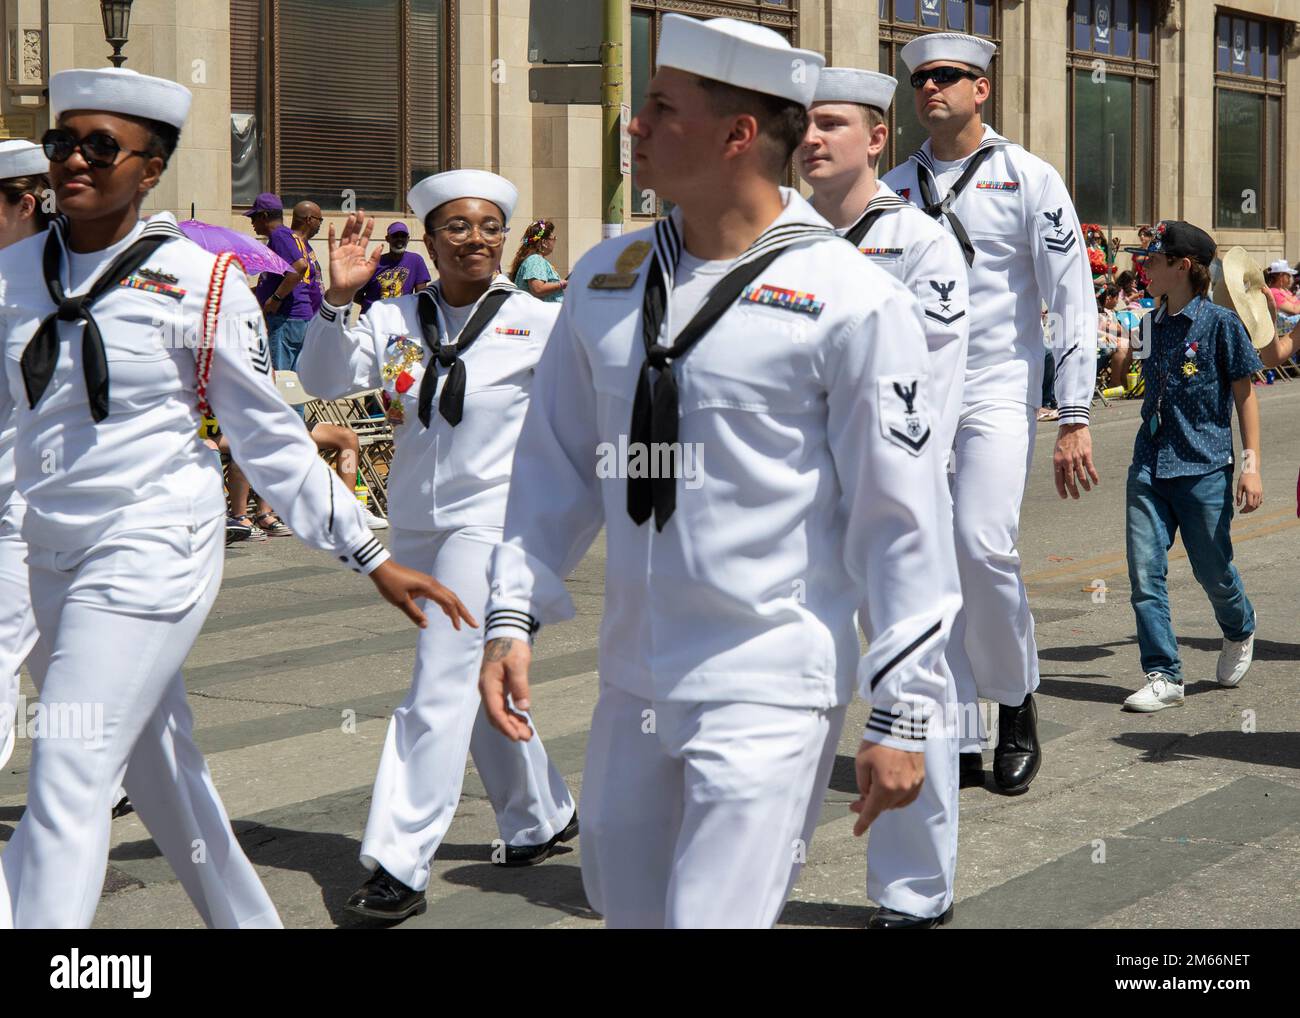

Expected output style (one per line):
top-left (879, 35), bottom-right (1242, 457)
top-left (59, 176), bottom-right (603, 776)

top-left (100, 0), bottom-right (135, 68)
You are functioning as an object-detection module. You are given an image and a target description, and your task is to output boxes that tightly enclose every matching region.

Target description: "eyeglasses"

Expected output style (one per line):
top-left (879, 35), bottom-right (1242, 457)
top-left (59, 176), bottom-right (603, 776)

top-left (909, 66), bottom-right (980, 90)
top-left (431, 221), bottom-right (508, 246)
top-left (42, 129), bottom-right (151, 170)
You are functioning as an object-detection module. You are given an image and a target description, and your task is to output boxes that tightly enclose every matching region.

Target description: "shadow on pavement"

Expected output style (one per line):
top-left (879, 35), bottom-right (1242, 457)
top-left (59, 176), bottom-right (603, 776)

top-left (438, 858), bottom-right (597, 923)
top-left (1114, 730), bottom-right (1300, 769)
top-left (1036, 674), bottom-right (1131, 703)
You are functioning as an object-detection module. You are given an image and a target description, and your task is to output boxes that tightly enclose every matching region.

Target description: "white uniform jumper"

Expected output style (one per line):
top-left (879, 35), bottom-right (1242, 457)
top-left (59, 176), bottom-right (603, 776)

top-left (483, 191), bottom-right (961, 928)
top-left (0, 411), bottom-right (36, 771)
top-left (841, 182), bottom-right (969, 919)
top-left (883, 127), bottom-right (1097, 733)
top-left (299, 279), bottom-right (575, 893)
top-left (0, 213), bottom-right (389, 929)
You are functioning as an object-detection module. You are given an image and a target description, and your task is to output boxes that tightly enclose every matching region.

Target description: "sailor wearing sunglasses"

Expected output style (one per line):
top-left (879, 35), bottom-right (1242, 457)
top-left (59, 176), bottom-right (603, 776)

top-left (883, 34), bottom-right (1099, 799)
top-left (0, 67), bottom-right (473, 929)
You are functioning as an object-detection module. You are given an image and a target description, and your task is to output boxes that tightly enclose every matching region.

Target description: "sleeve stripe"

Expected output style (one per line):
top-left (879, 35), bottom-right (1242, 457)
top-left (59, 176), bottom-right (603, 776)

top-left (353, 538), bottom-right (385, 566)
top-left (868, 619), bottom-right (943, 693)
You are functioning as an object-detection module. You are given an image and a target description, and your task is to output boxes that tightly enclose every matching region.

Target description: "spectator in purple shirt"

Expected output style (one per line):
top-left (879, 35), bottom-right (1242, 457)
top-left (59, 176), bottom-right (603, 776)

top-left (245, 193), bottom-right (323, 369)
top-left (355, 223), bottom-right (432, 314)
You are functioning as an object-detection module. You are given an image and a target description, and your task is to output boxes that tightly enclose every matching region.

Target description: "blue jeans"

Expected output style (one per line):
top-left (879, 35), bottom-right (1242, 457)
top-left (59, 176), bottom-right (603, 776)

top-left (266, 315), bottom-right (309, 371)
top-left (1126, 462), bottom-right (1255, 682)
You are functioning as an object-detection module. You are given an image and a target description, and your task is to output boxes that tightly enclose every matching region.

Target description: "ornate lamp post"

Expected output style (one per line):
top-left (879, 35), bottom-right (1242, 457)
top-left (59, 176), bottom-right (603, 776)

top-left (100, 1), bottom-right (135, 68)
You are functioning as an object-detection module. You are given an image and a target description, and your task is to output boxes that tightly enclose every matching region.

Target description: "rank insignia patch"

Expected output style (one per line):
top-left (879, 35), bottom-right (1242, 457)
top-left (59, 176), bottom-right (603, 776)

top-left (898, 188), bottom-right (911, 200)
top-left (879, 374), bottom-right (931, 456)
top-left (1041, 207), bottom-right (1078, 255)
top-left (739, 284), bottom-right (825, 318)
top-left (976, 180), bottom-right (1020, 192)
top-left (925, 278), bottom-right (966, 326)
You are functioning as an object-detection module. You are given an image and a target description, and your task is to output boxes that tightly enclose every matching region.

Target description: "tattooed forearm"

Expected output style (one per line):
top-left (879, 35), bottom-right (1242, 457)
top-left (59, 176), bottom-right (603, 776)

top-left (484, 638), bottom-right (516, 663)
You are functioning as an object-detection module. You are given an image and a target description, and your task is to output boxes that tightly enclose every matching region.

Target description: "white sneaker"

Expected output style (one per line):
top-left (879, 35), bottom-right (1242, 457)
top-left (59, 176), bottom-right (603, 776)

top-left (1123, 672), bottom-right (1185, 713)
top-left (363, 507), bottom-right (389, 531)
top-left (1216, 630), bottom-right (1255, 688)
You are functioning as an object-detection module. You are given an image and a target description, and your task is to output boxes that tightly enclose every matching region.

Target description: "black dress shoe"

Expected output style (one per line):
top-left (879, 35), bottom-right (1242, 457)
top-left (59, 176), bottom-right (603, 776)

top-left (497, 811), bottom-right (579, 867)
top-left (345, 866), bottom-right (427, 921)
top-left (959, 752), bottom-right (985, 789)
top-left (867, 904), bottom-right (954, 929)
top-left (111, 795), bottom-right (134, 819)
top-left (993, 694), bottom-right (1041, 794)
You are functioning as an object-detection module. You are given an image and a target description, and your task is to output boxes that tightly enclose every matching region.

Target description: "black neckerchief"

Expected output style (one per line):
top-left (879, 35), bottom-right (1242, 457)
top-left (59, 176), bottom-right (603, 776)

top-left (21, 214), bottom-right (185, 422)
top-left (415, 278), bottom-right (517, 427)
top-left (843, 188), bottom-right (913, 248)
top-left (911, 136), bottom-right (1007, 266)
top-left (628, 213), bottom-right (836, 530)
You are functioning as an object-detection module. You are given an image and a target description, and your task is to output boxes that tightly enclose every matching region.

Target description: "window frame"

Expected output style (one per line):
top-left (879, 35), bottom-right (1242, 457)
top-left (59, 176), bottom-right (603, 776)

top-left (1065, 0), bottom-right (1159, 229)
top-left (232, 0), bottom-right (459, 214)
top-left (628, 0), bottom-right (801, 219)
top-left (877, 0), bottom-right (1001, 170)
top-left (1212, 8), bottom-right (1285, 232)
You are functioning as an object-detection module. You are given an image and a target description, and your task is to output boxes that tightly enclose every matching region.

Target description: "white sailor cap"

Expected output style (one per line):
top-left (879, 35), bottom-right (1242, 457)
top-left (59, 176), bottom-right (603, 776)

top-left (408, 169), bottom-right (518, 226)
top-left (658, 14), bottom-right (825, 107)
top-left (900, 32), bottom-right (997, 73)
top-left (50, 67), bottom-right (192, 130)
top-left (813, 68), bottom-right (897, 113)
top-left (0, 140), bottom-right (48, 180)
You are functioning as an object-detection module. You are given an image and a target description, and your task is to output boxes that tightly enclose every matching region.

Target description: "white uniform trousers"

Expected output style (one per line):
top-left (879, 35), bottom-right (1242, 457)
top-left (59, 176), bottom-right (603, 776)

top-left (863, 663), bottom-right (959, 918)
top-left (863, 477), bottom-right (962, 918)
top-left (0, 504), bottom-right (37, 771)
top-left (947, 399), bottom-right (1041, 750)
top-left (0, 518), bottom-right (281, 929)
top-left (580, 681), bottom-right (846, 928)
top-left (359, 526), bottom-right (574, 893)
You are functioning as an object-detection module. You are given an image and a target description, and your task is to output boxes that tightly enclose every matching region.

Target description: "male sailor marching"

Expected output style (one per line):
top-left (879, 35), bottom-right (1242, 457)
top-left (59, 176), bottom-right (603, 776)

top-left (882, 32), bottom-right (1099, 796)
top-left (477, 15), bottom-right (959, 929)
top-left (798, 67), bottom-right (967, 929)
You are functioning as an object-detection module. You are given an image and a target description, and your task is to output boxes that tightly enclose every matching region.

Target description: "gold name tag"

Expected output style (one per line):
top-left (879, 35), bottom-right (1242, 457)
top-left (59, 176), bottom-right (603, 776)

top-left (589, 273), bottom-right (639, 290)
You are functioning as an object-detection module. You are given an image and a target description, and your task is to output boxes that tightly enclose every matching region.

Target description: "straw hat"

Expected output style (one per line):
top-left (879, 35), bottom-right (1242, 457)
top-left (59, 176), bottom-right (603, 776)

top-left (1213, 247), bottom-right (1274, 350)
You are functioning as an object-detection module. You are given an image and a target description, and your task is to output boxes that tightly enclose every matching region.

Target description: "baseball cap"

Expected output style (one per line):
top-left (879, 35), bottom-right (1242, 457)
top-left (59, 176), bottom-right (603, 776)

top-left (387, 222), bottom-right (410, 237)
top-left (1123, 220), bottom-right (1216, 266)
top-left (242, 192), bottom-right (283, 217)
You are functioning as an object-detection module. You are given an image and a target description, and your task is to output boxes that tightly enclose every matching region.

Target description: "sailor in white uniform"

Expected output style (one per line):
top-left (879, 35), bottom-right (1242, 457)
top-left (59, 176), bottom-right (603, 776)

top-left (882, 34), bottom-right (1099, 794)
top-left (0, 140), bottom-right (50, 774)
top-left (798, 67), bottom-right (967, 929)
top-left (477, 15), bottom-right (960, 929)
top-left (0, 68), bottom-right (473, 929)
top-left (298, 170), bottom-right (576, 922)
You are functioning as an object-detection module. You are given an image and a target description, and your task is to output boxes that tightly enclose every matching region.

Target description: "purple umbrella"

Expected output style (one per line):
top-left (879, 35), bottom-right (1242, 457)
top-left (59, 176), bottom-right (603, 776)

top-left (179, 219), bottom-right (293, 276)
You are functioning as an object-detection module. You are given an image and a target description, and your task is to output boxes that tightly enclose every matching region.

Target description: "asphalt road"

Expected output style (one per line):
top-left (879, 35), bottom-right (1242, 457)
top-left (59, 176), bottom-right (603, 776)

top-left (3, 382), bottom-right (1299, 929)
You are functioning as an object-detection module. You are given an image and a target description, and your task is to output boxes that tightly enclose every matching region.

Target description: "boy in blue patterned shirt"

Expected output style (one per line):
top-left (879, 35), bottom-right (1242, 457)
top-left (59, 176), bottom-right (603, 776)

top-left (1116, 221), bottom-right (1263, 712)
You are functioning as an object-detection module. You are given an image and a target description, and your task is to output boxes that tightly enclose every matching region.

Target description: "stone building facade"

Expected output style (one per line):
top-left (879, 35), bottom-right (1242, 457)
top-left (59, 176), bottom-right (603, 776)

top-left (2, 1), bottom-right (1297, 272)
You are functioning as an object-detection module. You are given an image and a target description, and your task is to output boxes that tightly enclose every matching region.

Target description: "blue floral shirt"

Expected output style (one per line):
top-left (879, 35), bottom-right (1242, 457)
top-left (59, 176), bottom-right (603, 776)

top-left (1132, 295), bottom-right (1262, 479)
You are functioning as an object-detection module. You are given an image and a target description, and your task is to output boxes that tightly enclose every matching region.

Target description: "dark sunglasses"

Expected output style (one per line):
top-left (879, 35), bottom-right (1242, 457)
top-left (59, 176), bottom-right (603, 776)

top-left (41, 129), bottom-right (151, 170)
top-left (909, 66), bottom-right (980, 89)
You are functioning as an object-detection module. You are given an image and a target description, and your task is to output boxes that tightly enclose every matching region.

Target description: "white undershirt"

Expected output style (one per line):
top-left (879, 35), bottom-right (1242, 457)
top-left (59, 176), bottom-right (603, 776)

top-left (929, 155), bottom-right (968, 196)
top-left (436, 294), bottom-right (476, 339)
top-left (64, 222), bottom-right (146, 295)
top-left (668, 251), bottom-right (735, 343)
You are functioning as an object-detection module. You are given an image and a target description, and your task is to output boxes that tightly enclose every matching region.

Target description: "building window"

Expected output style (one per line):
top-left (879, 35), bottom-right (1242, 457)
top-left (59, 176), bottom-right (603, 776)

top-left (629, 1), bottom-right (800, 217)
top-left (1067, 1), bottom-right (1158, 229)
top-left (1213, 10), bottom-right (1284, 231)
top-left (231, 0), bottom-right (455, 213)
top-left (878, 0), bottom-right (999, 169)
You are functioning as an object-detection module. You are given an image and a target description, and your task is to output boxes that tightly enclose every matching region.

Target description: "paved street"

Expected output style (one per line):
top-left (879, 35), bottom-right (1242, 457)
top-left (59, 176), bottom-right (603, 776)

top-left (3, 384), bottom-right (1300, 929)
